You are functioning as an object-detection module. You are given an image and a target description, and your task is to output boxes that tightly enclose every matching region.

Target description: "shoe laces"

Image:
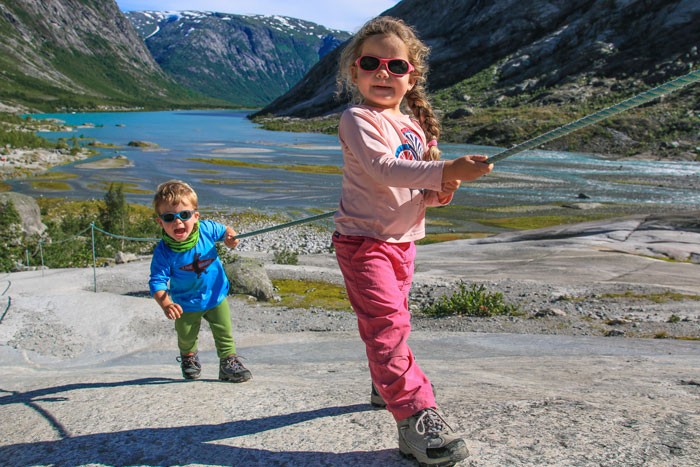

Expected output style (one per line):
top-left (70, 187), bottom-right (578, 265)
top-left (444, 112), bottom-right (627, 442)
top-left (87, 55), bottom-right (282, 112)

top-left (415, 408), bottom-right (454, 436)
top-left (222, 355), bottom-right (245, 370)
top-left (177, 354), bottom-right (199, 366)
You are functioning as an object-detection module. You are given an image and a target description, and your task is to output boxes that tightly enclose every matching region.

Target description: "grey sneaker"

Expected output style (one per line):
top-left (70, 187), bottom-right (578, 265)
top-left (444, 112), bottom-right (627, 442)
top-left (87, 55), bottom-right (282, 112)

top-left (371, 382), bottom-right (436, 409)
top-left (397, 408), bottom-right (468, 466)
top-left (219, 354), bottom-right (252, 383)
top-left (176, 353), bottom-right (201, 380)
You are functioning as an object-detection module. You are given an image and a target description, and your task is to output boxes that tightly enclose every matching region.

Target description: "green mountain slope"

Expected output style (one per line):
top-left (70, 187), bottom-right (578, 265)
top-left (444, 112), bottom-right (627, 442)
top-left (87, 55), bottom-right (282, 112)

top-left (0, 0), bottom-right (221, 112)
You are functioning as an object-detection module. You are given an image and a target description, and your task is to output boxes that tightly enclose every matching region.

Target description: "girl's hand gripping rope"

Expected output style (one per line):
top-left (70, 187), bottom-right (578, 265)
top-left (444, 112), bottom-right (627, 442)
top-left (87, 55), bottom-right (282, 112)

top-left (442, 154), bottom-right (493, 183)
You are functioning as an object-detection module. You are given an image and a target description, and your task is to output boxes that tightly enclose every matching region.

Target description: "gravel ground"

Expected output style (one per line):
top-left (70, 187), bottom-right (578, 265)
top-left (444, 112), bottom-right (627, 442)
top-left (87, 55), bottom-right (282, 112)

top-left (199, 212), bottom-right (700, 341)
top-left (84, 246), bottom-right (700, 343)
top-left (234, 268), bottom-right (700, 341)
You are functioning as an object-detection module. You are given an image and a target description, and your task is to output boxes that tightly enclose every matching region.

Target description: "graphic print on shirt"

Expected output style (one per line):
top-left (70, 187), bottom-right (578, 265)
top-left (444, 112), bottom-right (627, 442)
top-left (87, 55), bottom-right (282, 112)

top-left (180, 252), bottom-right (214, 278)
top-left (395, 127), bottom-right (424, 160)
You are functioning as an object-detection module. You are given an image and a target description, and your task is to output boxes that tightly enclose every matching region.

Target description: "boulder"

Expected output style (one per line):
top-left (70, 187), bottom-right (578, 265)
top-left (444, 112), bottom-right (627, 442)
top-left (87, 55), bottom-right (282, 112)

top-left (0, 192), bottom-right (46, 237)
top-left (224, 256), bottom-right (274, 301)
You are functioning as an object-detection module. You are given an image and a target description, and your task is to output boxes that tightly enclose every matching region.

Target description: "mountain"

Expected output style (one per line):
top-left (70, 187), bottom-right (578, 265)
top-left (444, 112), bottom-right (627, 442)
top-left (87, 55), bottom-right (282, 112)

top-left (125, 11), bottom-right (351, 107)
top-left (254, 0), bottom-right (700, 159)
top-left (0, 0), bottom-right (215, 112)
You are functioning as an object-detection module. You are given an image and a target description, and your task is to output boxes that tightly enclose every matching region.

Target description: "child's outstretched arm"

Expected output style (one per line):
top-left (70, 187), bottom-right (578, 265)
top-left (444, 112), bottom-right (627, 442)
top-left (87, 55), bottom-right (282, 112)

top-left (154, 290), bottom-right (183, 320)
top-left (442, 155), bottom-right (493, 182)
top-left (223, 226), bottom-right (240, 249)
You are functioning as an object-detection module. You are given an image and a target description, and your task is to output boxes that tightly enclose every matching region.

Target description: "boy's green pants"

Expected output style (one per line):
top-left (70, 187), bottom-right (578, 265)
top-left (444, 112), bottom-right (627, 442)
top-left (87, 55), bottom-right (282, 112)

top-left (174, 299), bottom-right (236, 358)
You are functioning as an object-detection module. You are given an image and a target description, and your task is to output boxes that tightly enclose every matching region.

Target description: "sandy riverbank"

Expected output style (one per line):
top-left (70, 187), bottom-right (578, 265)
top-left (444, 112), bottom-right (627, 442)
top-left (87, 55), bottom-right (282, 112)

top-left (0, 147), bottom-right (93, 179)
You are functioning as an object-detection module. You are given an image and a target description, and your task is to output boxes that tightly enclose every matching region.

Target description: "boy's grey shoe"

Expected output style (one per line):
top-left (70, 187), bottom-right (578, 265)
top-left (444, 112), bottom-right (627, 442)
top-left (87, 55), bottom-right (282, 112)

top-left (371, 383), bottom-right (436, 409)
top-left (176, 353), bottom-right (201, 380)
top-left (219, 354), bottom-right (252, 383)
top-left (397, 408), bottom-right (468, 466)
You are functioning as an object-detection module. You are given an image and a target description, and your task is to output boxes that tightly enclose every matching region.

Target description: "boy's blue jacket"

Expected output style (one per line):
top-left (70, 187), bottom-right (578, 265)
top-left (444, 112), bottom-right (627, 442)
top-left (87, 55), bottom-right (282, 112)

top-left (149, 219), bottom-right (230, 312)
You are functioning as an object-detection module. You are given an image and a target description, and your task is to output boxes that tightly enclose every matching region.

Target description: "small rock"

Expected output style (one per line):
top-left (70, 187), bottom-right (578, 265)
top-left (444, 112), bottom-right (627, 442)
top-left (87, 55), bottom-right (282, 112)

top-left (534, 307), bottom-right (567, 317)
top-left (115, 251), bottom-right (137, 264)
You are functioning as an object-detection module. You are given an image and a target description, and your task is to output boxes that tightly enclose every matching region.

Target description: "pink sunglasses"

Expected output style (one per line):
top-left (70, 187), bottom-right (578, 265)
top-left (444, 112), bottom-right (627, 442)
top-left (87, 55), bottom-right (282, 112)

top-left (354, 55), bottom-right (415, 77)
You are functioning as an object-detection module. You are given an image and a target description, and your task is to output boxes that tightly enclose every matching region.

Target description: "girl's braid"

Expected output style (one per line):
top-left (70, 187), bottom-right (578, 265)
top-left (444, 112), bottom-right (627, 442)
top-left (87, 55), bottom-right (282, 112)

top-left (406, 85), bottom-right (442, 161)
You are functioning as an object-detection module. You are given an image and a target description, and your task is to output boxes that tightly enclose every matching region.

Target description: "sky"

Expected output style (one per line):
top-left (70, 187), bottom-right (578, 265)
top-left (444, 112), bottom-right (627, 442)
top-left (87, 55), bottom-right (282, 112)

top-left (113, 1), bottom-right (402, 32)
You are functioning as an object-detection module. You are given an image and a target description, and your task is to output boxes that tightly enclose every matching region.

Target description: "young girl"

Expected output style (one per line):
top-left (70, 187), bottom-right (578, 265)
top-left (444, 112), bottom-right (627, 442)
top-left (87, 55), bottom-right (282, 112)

top-left (332, 16), bottom-right (492, 466)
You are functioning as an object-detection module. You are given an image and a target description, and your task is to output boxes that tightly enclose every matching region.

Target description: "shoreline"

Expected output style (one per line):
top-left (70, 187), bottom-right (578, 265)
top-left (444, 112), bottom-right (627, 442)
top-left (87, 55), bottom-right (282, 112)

top-left (0, 147), bottom-right (94, 180)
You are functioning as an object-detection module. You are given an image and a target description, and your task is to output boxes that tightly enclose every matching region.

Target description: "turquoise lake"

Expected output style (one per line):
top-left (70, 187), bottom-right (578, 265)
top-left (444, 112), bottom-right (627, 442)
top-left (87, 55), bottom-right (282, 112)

top-left (10, 109), bottom-right (700, 215)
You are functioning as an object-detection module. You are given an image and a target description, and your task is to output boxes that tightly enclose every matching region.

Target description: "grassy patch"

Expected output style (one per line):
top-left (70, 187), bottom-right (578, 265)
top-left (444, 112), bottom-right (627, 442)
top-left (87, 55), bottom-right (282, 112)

top-left (426, 204), bottom-right (607, 231)
top-left (188, 169), bottom-right (222, 174)
top-left (86, 181), bottom-right (150, 195)
top-left (251, 114), bottom-right (340, 135)
top-left (418, 232), bottom-right (488, 245)
top-left (484, 204), bottom-right (567, 213)
top-left (31, 181), bottom-right (72, 191)
top-left (600, 290), bottom-right (700, 303)
top-left (37, 197), bottom-right (100, 217)
top-left (28, 171), bottom-right (79, 181)
top-left (201, 178), bottom-right (275, 185)
top-left (219, 209), bottom-right (292, 225)
top-left (271, 279), bottom-right (352, 312)
top-left (477, 214), bottom-right (610, 231)
top-left (188, 157), bottom-right (342, 175)
top-left (86, 141), bottom-right (120, 148)
top-left (425, 219), bottom-right (456, 227)
top-left (36, 196), bottom-right (153, 222)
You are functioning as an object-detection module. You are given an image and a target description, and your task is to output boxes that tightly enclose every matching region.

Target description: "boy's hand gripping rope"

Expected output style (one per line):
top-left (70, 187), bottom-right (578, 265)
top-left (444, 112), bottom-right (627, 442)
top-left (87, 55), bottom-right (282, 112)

top-left (235, 68), bottom-right (700, 240)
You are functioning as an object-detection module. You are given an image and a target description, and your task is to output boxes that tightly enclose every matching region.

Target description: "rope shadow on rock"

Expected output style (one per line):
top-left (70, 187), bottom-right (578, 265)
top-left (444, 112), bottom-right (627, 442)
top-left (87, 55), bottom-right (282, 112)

top-left (1, 380), bottom-right (404, 466)
top-left (0, 377), bottom-right (180, 440)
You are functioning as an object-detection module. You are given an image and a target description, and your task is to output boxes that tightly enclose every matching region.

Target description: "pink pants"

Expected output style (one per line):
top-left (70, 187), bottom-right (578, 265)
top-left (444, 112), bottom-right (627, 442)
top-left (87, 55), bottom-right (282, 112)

top-left (333, 232), bottom-right (435, 421)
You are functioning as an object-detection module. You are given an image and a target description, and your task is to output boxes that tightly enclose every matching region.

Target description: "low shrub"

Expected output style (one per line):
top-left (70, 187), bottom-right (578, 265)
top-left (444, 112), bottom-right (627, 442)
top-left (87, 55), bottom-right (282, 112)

top-left (422, 282), bottom-right (520, 317)
top-left (273, 248), bottom-right (299, 265)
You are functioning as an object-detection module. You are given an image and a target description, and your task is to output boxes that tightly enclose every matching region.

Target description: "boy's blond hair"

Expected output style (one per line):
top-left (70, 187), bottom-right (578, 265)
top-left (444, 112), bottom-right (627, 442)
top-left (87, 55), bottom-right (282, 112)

top-left (153, 180), bottom-right (198, 212)
top-left (335, 16), bottom-right (442, 160)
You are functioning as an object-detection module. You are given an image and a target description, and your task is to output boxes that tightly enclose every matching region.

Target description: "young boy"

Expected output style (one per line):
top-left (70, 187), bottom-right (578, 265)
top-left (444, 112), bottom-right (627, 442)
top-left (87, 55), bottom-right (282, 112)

top-left (149, 179), bottom-right (251, 382)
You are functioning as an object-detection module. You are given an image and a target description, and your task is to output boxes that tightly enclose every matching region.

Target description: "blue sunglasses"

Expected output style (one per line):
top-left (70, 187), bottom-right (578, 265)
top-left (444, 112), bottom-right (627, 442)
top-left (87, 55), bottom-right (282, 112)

top-left (158, 210), bottom-right (196, 223)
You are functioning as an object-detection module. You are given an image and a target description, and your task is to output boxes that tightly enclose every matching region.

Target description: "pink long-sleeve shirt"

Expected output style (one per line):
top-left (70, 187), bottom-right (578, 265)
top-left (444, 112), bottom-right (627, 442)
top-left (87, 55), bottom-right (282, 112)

top-left (334, 105), bottom-right (452, 243)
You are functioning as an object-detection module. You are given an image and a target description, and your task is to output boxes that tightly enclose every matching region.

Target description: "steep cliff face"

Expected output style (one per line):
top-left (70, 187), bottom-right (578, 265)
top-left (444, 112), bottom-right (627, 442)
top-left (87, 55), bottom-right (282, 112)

top-left (126, 11), bottom-right (350, 107)
top-left (0, 0), bottom-right (198, 111)
top-left (256, 0), bottom-right (700, 117)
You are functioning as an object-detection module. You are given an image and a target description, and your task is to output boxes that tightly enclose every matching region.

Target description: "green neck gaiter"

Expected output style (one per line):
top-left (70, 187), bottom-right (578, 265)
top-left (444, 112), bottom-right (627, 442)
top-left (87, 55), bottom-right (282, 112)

top-left (162, 221), bottom-right (200, 252)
